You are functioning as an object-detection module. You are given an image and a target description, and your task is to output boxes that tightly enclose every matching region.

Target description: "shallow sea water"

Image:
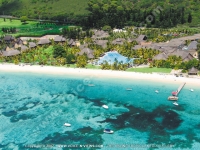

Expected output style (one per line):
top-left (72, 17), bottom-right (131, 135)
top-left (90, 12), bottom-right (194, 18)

top-left (0, 72), bottom-right (200, 150)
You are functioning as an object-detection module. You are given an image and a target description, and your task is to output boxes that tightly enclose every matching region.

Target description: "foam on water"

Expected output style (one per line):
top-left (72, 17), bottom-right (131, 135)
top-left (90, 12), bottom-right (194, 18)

top-left (0, 72), bottom-right (200, 149)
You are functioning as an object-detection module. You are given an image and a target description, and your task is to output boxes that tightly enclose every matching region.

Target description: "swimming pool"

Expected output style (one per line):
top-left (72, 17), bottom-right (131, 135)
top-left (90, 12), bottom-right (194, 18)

top-left (97, 51), bottom-right (133, 65)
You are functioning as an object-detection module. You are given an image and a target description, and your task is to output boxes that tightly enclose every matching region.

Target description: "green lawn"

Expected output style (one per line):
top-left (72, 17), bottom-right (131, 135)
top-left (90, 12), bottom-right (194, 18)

top-left (85, 64), bottom-right (101, 69)
top-left (65, 64), bottom-right (77, 68)
top-left (0, 18), bottom-right (69, 37)
top-left (0, 18), bottom-right (36, 27)
top-left (64, 64), bottom-right (101, 69)
top-left (126, 67), bottom-right (172, 73)
top-left (64, 65), bottom-right (171, 72)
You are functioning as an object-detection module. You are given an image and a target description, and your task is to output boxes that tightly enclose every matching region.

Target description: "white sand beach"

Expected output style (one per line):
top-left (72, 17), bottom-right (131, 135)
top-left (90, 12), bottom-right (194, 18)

top-left (0, 63), bottom-right (200, 87)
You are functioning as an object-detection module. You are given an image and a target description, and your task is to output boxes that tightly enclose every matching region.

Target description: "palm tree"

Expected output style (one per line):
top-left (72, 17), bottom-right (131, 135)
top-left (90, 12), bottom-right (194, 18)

top-left (149, 62), bottom-right (153, 68)
top-left (137, 48), bottom-right (143, 58)
top-left (76, 55), bottom-right (87, 68)
top-left (134, 59), bottom-right (140, 66)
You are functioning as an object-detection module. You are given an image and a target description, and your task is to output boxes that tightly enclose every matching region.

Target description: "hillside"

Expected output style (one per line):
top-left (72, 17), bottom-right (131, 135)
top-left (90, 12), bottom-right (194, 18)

top-left (0, 0), bottom-right (200, 28)
top-left (132, 0), bottom-right (200, 26)
top-left (0, 0), bottom-right (89, 19)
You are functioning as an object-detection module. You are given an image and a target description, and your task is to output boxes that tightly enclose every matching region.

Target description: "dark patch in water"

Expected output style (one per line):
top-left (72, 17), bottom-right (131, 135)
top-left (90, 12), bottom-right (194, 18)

top-left (8, 94), bottom-right (15, 98)
top-left (50, 100), bottom-right (57, 104)
top-left (2, 110), bottom-right (17, 117)
top-left (10, 114), bottom-right (36, 122)
top-left (170, 129), bottom-right (196, 148)
top-left (161, 110), bottom-right (182, 129)
top-left (0, 106), bottom-right (6, 109)
top-left (83, 116), bottom-right (90, 120)
top-left (1, 76), bottom-right (5, 79)
top-left (147, 131), bottom-right (170, 148)
top-left (98, 104), bottom-right (184, 147)
top-left (78, 96), bottom-right (105, 107)
top-left (171, 138), bottom-right (193, 149)
top-left (46, 79), bottom-right (54, 83)
top-left (194, 135), bottom-right (200, 143)
top-left (125, 105), bottom-right (181, 130)
top-left (43, 105), bottom-right (49, 109)
top-left (51, 95), bottom-right (60, 100)
top-left (18, 106), bottom-right (28, 111)
top-left (171, 129), bottom-right (195, 149)
top-left (32, 127), bottom-right (103, 149)
top-left (87, 98), bottom-right (106, 107)
top-left (17, 101), bottom-right (39, 112)
top-left (10, 115), bottom-right (19, 122)
top-left (0, 144), bottom-right (4, 148)
top-left (18, 97), bottom-right (31, 101)
top-left (195, 123), bottom-right (200, 129)
top-left (173, 104), bottom-right (185, 111)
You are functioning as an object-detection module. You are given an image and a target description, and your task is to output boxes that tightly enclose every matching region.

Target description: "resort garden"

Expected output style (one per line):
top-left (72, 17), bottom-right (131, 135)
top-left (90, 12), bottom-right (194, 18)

top-left (0, 44), bottom-right (79, 66)
top-left (1, 37), bottom-right (200, 73)
top-left (134, 28), bottom-right (200, 42)
top-left (1, 20), bottom-right (200, 73)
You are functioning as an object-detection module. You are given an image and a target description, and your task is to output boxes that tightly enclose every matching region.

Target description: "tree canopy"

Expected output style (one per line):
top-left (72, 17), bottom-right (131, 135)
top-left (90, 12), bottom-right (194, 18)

top-left (83, 0), bottom-right (192, 28)
top-left (20, 16), bottom-right (28, 23)
top-left (53, 45), bottom-right (66, 58)
top-left (0, 0), bottom-right (198, 28)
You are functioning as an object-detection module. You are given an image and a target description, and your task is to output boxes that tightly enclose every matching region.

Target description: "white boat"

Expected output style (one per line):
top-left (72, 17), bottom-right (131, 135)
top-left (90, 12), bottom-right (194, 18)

top-left (126, 88), bottom-right (132, 91)
top-left (88, 84), bottom-right (95, 87)
top-left (173, 102), bottom-right (179, 106)
top-left (102, 105), bottom-right (109, 109)
top-left (104, 129), bottom-right (114, 134)
top-left (155, 90), bottom-right (159, 93)
top-left (168, 96), bottom-right (178, 101)
top-left (190, 89), bottom-right (194, 92)
top-left (64, 123), bottom-right (71, 127)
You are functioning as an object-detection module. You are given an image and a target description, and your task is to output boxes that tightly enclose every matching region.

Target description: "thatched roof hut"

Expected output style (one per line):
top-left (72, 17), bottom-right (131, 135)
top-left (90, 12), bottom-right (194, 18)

top-left (188, 67), bottom-right (198, 75)
top-left (38, 39), bottom-right (50, 45)
top-left (2, 50), bottom-right (20, 56)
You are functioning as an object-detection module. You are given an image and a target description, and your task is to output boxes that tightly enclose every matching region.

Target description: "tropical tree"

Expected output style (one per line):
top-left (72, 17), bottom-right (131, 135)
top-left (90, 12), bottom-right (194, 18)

top-left (76, 55), bottom-right (87, 68)
top-left (66, 54), bottom-right (76, 64)
top-left (101, 61), bottom-right (111, 70)
top-left (20, 16), bottom-right (28, 24)
top-left (53, 45), bottom-right (66, 58)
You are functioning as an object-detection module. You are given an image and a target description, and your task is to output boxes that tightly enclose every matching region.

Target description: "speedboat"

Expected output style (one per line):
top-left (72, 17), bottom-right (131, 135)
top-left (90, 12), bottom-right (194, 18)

top-left (190, 89), bottom-right (194, 92)
top-left (155, 90), bottom-right (159, 93)
top-left (126, 88), bottom-right (132, 91)
top-left (173, 102), bottom-right (179, 106)
top-left (168, 96), bottom-right (178, 101)
top-left (104, 129), bottom-right (114, 134)
top-left (88, 84), bottom-right (95, 87)
top-left (102, 105), bottom-right (109, 109)
top-left (64, 123), bottom-right (71, 127)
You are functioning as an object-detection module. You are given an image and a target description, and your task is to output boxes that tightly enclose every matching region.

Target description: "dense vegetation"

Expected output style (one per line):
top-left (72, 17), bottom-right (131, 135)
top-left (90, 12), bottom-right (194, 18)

top-left (84, 0), bottom-right (192, 28)
top-left (62, 27), bottom-right (93, 39)
top-left (1, 25), bottom-right (200, 72)
top-left (0, 0), bottom-right (200, 28)
top-left (151, 56), bottom-right (200, 72)
top-left (1, 36), bottom-right (199, 72)
top-left (0, 43), bottom-right (80, 66)
top-left (0, 0), bottom-right (89, 22)
top-left (134, 28), bottom-right (199, 42)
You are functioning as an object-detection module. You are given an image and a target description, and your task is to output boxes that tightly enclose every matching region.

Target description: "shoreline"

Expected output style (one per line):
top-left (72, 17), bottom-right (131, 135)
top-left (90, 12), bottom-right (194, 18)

top-left (0, 63), bottom-right (200, 87)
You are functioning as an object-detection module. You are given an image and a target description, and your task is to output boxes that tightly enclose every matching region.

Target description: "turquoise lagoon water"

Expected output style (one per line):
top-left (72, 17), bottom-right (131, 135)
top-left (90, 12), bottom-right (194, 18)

top-left (0, 72), bottom-right (200, 150)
